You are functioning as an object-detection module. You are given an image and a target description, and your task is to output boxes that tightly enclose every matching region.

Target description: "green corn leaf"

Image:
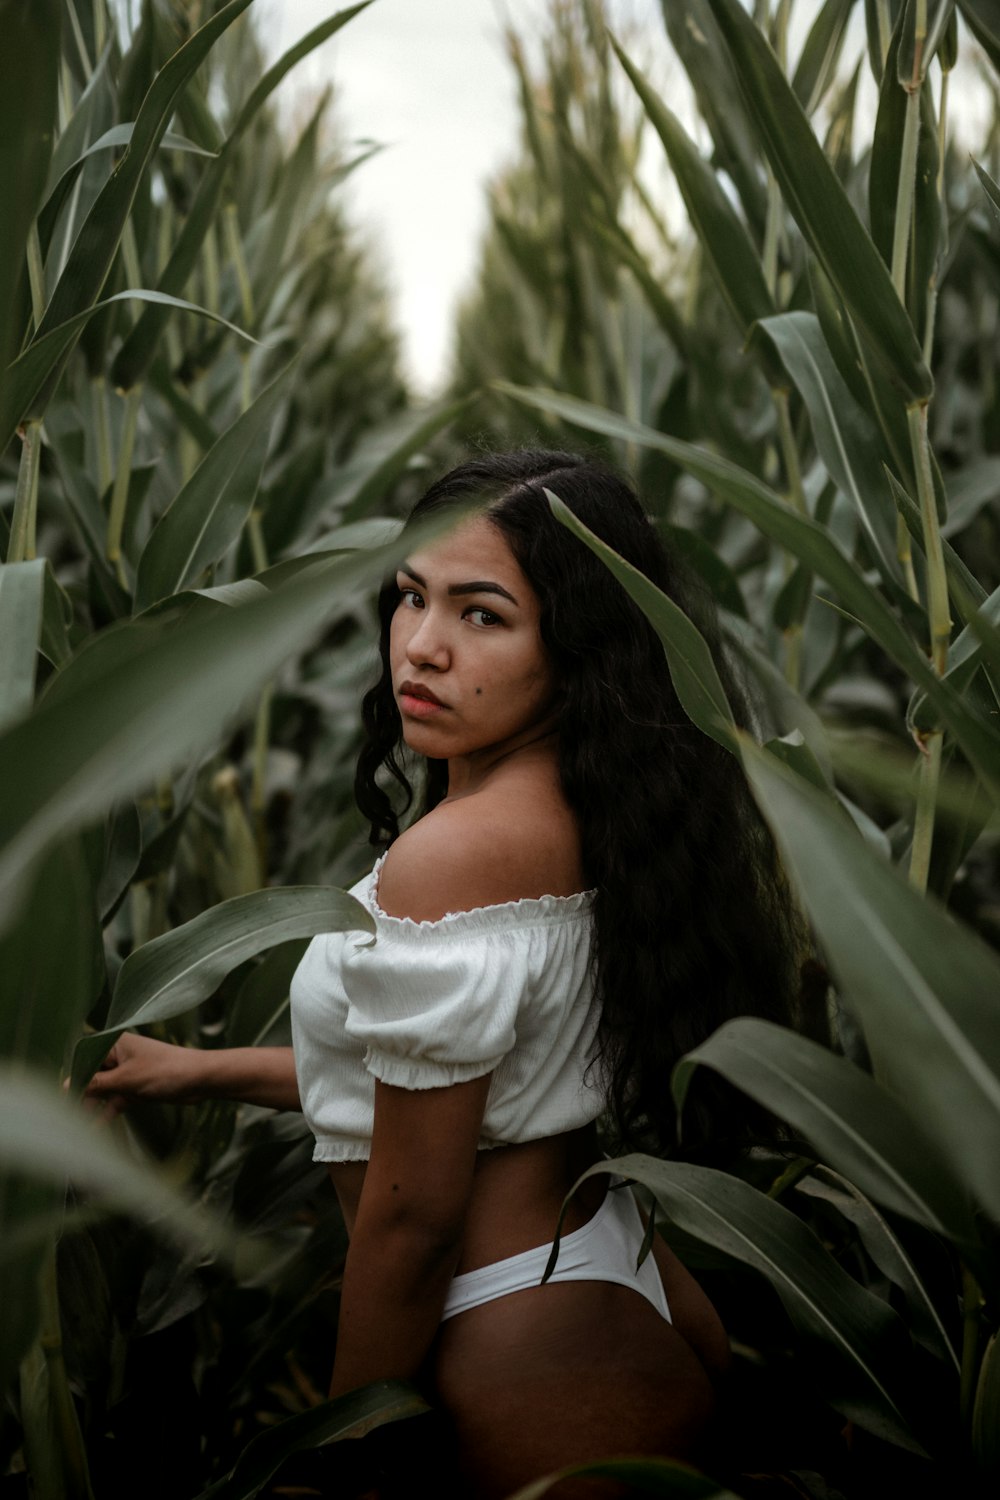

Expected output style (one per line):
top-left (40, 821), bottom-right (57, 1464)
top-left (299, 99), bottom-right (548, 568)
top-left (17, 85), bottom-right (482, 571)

top-left (796, 1169), bottom-right (960, 1369)
top-left (754, 312), bottom-right (901, 581)
top-left (546, 492), bottom-right (736, 751)
top-left (511, 1459), bottom-right (742, 1500)
top-left (39, 564), bottom-right (73, 670)
top-left (973, 159), bottom-right (1000, 231)
top-left (898, 1), bottom-right (957, 83)
top-left (335, 395), bottom-right (479, 526)
top-left (0, 0), bottom-right (60, 387)
top-left (111, 2), bottom-right (373, 392)
top-left (72, 885), bottom-right (373, 1090)
top-left (661, 0), bottom-right (767, 234)
top-left (0, 288), bottom-right (255, 456)
top-left (940, 7), bottom-right (959, 67)
top-left (0, 834), bottom-right (97, 1386)
top-left (972, 1333), bottom-right (1000, 1474)
top-left (908, 581), bottom-right (1000, 735)
top-left (885, 467), bottom-right (986, 615)
top-left (134, 361), bottom-right (297, 610)
top-left (495, 384), bottom-right (1000, 801)
top-left (869, 15), bottom-right (908, 270)
top-left (792, 0), bottom-right (855, 115)
top-left (109, 887), bottom-right (372, 1030)
top-left (871, 8), bottom-right (941, 336)
top-left (943, 456), bottom-right (1000, 536)
top-left (588, 219), bottom-right (688, 355)
top-left (0, 1063), bottom-right (247, 1258)
top-left (42, 41), bottom-right (112, 199)
top-left (739, 736), bottom-right (1000, 1227)
top-left (910, 85), bottom-right (942, 340)
top-left (762, 734), bottom-right (838, 810)
top-left (194, 1382), bottom-right (429, 1500)
top-left (610, 37), bottom-right (776, 344)
top-left (0, 562), bottom-right (45, 732)
top-left (660, 524), bottom-right (747, 620)
top-left (0, 515), bottom-right (449, 918)
top-left (567, 1158), bottom-right (922, 1451)
top-left (674, 1017), bottom-right (982, 1257)
top-left (38, 124), bottom-right (215, 258)
top-left (27, 0), bottom-right (255, 418)
top-left (807, 256), bottom-right (918, 497)
top-left (226, 941), bottom-right (307, 1048)
top-left (704, 0), bottom-right (932, 401)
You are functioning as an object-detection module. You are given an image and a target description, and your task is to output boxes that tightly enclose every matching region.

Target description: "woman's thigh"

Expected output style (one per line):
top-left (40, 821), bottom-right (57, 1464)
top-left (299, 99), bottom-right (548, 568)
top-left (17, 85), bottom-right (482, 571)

top-left (432, 1279), bottom-right (719, 1499)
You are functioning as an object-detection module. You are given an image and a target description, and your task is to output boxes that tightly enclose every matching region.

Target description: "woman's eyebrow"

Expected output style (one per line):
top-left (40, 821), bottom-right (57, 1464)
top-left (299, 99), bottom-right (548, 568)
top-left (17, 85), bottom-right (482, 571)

top-left (449, 580), bottom-right (519, 605)
top-left (398, 563), bottom-right (518, 606)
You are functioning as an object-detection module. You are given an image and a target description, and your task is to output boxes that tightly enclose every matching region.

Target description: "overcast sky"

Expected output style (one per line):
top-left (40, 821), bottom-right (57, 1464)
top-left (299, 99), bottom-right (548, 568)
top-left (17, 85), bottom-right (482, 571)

top-left (254, 0), bottom-right (654, 395)
top-left (253, 1), bottom-right (993, 397)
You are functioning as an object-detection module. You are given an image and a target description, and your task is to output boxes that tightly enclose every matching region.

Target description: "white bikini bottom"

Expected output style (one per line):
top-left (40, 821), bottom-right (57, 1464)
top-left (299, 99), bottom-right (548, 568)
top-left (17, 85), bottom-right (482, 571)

top-left (441, 1183), bottom-right (672, 1323)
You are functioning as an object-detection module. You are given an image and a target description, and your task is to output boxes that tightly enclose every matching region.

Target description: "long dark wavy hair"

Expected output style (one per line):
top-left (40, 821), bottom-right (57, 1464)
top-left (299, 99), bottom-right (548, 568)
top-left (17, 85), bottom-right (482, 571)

top-left (355, 451), bottom-right (803, 1155)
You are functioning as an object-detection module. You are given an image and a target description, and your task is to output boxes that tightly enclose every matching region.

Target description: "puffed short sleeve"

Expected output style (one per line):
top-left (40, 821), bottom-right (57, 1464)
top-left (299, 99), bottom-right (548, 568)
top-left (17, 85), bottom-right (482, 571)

top-left (340, 921), bottom-right (520, 1090)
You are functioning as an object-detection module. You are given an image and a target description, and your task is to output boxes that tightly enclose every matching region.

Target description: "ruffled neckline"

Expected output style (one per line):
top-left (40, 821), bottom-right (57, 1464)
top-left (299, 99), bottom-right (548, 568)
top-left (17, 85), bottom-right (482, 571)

top-left (366, 852), bottom-right (595, 932)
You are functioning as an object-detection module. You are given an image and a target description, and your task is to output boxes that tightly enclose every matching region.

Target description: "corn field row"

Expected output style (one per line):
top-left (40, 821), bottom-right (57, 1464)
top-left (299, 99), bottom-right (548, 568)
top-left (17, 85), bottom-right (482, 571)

top-left (2, 0), bottom-right (1000, 1495)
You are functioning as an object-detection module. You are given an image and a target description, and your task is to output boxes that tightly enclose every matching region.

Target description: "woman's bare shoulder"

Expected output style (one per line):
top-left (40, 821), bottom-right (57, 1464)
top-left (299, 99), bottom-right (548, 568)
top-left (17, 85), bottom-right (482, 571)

top-left (376, 785), bottom-right (584, 922)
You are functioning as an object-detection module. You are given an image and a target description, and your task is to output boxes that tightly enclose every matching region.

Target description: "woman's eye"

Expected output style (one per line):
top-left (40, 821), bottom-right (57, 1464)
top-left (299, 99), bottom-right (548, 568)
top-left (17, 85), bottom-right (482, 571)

top-left (466, 606), bottom-right (502, 627)
top-left (397, 587), bottom-right (423, 609)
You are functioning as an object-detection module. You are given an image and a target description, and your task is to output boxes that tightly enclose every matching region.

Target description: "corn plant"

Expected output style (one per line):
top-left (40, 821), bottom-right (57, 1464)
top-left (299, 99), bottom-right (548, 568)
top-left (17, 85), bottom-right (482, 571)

top-left (0, 1), bottom-right (479, 1494)
top-left (460, 0), bottom-right (1000, 1489)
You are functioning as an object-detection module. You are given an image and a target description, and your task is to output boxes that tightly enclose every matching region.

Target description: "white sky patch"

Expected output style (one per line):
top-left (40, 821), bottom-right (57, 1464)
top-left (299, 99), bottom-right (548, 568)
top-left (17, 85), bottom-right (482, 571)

top-left (254, 0), bottom-right (651, 395)
top-left (254, 1), bottom-right (995, 396)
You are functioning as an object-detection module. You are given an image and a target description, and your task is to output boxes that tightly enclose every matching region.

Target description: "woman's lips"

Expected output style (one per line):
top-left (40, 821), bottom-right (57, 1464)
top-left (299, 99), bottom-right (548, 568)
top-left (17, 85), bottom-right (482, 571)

top-left (398, 682), bottom-right (448, 718)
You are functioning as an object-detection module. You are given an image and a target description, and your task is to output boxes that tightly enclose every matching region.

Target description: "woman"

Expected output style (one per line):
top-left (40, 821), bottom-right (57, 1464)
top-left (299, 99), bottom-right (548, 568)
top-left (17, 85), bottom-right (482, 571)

top-left (89, 451), bottom-right (802, 1496)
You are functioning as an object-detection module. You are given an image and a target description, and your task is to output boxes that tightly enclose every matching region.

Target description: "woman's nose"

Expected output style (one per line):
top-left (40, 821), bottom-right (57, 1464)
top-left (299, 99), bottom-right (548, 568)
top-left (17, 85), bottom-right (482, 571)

top-left (405, 609), bottom-right (450, 668)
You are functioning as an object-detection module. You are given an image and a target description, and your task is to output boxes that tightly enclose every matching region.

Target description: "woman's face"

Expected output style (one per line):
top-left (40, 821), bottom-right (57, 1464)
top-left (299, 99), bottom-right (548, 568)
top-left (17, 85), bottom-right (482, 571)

top-left (389, 514), bottom-right (556, 766)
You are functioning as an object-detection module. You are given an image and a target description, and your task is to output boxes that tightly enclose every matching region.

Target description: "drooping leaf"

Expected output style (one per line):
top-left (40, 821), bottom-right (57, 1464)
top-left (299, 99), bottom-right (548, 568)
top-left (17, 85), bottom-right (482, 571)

top-left (511, 1458), bottom-right (743, 1500)
top-left (0, 516), bottom-right (448, 917)
top-left (496, 383), bottom-right (1000, 802)
top-left (0, 288), bottom-right (255, 456)
top-left (739, 737), bottom-right (1000, 1227)
top-left (110, 887), bottom-right (371, 1029)
top-left (0, 1063), bottom-right (248, 1260)
top-left (796, 1169), bottom-right (960, 1370)
top-left (193, 1382), bottom-right (429, 1500)
top-left (38, 123), bottom-right (215, 257)
top-left (564, 1159), bottom-right (922, 1451)
top-left (546, 492), bottom-right (736, 750)
top-left (72, 887), bottom-right (374, 1090)
top-left (674, 1017), bottom-right (982, 1257)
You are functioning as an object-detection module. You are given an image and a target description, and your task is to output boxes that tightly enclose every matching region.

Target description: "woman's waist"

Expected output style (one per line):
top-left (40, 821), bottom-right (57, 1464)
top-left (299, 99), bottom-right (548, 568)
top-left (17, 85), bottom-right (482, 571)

top-left (328, 1126), bottom-right (605, 1269)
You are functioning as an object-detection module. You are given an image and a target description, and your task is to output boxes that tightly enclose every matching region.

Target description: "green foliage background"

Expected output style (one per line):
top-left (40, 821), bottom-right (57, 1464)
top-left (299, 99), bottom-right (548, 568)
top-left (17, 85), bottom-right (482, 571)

top-left (2, 0), bottom-right (1000, 1496)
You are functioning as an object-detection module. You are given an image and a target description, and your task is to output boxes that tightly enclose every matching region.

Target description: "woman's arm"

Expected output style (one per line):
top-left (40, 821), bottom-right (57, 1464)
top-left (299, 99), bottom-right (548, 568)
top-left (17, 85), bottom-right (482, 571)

top-left (328, 1072), bottom-right (491, 1398)
top-left (84, 1033), bottom-right (301, 1113)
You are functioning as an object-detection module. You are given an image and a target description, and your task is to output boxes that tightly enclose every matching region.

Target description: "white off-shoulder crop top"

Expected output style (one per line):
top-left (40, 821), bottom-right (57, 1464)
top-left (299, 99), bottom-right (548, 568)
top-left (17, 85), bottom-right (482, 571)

top-left (289, 855), bottom-right (602, 1162)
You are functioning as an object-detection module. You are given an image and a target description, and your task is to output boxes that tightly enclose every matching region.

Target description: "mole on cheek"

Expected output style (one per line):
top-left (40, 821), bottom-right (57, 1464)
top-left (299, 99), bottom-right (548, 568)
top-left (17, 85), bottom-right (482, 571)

top-left (475, 687), bottom-right (483, 695)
